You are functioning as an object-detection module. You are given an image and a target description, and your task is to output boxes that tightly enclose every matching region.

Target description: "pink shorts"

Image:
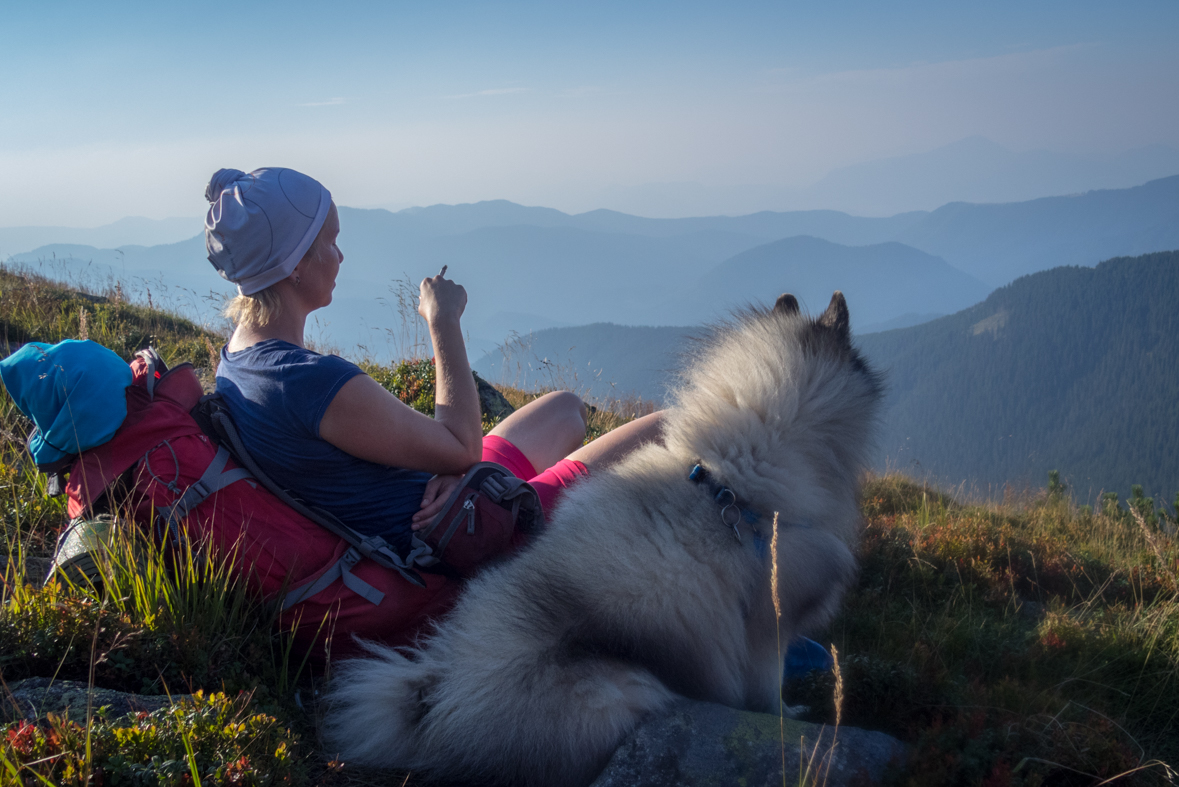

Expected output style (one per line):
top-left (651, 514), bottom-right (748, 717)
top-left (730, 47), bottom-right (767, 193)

top-left (481, 435), bottom-right (588, 516)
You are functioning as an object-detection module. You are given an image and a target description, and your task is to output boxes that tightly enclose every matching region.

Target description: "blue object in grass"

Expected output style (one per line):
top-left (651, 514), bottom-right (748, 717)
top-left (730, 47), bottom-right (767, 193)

top-left (0, 340), bottom-right (132, 466)
top-left (783, 637), bottom-right (834, 679)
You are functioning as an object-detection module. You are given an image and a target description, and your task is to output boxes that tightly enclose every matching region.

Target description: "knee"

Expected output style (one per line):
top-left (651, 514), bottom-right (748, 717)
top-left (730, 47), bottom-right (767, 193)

top-left (545, 390), bottom-right (588, 439)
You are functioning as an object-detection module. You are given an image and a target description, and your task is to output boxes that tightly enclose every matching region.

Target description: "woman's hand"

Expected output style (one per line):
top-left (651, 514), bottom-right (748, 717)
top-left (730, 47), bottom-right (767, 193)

top-left (412, 473), bottom-right (464, 530)
top-left (418, 267), bottom-right (467, 326)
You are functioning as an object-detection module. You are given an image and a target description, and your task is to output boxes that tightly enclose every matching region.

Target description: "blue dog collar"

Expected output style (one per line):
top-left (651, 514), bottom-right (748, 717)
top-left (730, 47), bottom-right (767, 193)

top-left (689, 464), bottom-right (762, 542)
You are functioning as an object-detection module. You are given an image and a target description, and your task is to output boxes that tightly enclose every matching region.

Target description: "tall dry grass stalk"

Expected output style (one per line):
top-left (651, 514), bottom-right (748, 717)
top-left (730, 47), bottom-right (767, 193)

top-left (1129, 506), bottom-right (1179, 591)
top-left (831, 645), bottom-right (843, 729)
top-left (770, 512), bottom-right (785, 786)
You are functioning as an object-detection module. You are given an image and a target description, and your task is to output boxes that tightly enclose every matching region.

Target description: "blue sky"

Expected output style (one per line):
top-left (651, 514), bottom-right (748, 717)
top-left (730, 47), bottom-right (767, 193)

top-left (2, 0), bottom-right (1177, 225)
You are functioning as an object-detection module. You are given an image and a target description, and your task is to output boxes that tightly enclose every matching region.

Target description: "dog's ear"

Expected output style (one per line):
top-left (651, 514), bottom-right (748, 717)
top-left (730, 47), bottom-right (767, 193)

top-left (774, 293), bottom-right (800, 315)
top-left (818, 291), bottom-right (850, 343)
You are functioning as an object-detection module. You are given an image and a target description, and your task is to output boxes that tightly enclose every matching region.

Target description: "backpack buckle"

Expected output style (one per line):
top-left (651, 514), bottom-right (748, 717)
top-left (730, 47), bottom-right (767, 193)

top-left (481, 474), bottom-right (509, 502)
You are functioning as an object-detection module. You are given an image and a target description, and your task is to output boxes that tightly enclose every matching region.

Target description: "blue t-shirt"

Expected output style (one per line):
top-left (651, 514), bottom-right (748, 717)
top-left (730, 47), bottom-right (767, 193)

top-left (215, 339), bottom-right (431, 554)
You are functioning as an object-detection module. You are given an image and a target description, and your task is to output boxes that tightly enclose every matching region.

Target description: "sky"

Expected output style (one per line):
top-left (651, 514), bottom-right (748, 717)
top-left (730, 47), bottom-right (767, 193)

top-left (2, 0), bottom-right (1178, 226)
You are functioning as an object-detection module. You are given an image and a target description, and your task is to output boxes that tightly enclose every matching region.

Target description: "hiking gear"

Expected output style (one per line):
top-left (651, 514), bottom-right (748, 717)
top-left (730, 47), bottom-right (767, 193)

top-left (481, 435), bottom-right (588, 516)
top-left (0, 341), bottom-right (132, 467)
top-left (46, 516), bottom-right (115, 588)
top-left (417, 462), bottom-right (544, 577)
top-left (204, 167), bottom-right (332, 295)
top-left (783, 637), bottom-right (834, 678)
top-left (6, 342), bottom-right (541, 658)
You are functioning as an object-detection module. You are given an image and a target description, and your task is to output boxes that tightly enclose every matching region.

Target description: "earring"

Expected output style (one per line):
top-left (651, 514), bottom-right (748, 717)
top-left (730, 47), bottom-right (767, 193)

top-left (295, 277), bottom-right (301, 285)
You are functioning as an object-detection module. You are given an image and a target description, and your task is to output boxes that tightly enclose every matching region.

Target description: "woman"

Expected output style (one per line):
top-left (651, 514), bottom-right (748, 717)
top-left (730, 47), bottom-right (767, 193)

top-left (204, 167), bottom-right (660, 648)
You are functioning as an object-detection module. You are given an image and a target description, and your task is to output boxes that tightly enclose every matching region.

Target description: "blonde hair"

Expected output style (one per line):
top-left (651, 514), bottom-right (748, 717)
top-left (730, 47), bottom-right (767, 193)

top-left (223, 285), bottom-right (284, 329)
top-left (222, 227), bottom-right (327, 329)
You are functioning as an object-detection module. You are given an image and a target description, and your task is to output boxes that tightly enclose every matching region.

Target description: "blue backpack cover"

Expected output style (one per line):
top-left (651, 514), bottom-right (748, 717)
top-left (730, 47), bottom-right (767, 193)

top-left (0, 340), bottom-right (133, 469)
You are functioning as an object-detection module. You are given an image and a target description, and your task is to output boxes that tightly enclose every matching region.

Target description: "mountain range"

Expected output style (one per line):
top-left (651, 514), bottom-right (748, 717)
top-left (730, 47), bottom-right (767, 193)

top-left (0, 217), bottom-right (198, 258)
top-left (477, 251), bottom-right (1179, 503)
top-left (4, 175), bottom-right (1179, 361)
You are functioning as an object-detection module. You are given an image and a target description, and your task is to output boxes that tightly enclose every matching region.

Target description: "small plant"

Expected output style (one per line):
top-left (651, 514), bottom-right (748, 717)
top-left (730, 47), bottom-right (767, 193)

top-left (1046, 469), bottom-right (1066, 501)
top-left (1130, 484), bottom-right (1159, 528)
top-left (1, 690), bottom-right (307, 785)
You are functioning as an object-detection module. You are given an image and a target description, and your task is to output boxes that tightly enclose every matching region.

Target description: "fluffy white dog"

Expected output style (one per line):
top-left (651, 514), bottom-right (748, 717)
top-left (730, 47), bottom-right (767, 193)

top-left (326, 292), bottom-right (883, 786)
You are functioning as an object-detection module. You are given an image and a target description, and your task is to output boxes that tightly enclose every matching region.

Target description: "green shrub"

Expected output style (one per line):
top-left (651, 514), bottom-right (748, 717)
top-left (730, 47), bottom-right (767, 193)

top-left (1, 690), bottom-right (305, 786)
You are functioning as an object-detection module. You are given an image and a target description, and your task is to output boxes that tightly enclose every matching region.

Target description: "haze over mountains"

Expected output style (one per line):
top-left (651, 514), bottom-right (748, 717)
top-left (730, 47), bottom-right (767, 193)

top-left (0, 217), bottom-right (199, 259)
top-left (596, 137), bottom-right (1179, 218)
top-left (6, 173), bottom-right (1179, 362)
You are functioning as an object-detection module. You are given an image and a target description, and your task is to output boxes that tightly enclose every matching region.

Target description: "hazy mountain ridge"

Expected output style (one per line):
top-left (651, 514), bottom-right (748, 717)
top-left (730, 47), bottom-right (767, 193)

top-left (0, 216), bottom-right (200, 257)
top-left (658, 235), bottom-right (989, 328)
top-left (6, 174), bottom-right (1179, 361)
top-left (897, 174), bottom-right (1179, 286)
top-left (484, 251), bottom-right (1179, 501)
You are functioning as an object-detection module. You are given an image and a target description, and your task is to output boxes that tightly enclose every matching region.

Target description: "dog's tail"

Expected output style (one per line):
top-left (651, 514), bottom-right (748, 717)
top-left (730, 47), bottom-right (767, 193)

top-left (323, 642), bottom-right (433, 769)
top-left (325, 634), bottom-right (677, 786)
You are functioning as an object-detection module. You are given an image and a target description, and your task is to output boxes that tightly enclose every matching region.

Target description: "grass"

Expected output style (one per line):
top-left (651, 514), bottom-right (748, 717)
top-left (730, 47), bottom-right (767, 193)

top-left (788, 473), bottom-right (1179, 785)
top-left (2, 266), bottom-right (1177, 785)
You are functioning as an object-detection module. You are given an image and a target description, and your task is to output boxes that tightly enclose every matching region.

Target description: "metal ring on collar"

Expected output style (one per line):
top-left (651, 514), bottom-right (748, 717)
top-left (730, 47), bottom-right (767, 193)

top-left (720, 504), bottom-right (742, 528)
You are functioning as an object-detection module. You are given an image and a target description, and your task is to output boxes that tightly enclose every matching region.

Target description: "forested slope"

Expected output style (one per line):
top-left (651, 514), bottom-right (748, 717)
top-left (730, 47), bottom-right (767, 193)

top-left (859, 250), bottom-right (1179, 500)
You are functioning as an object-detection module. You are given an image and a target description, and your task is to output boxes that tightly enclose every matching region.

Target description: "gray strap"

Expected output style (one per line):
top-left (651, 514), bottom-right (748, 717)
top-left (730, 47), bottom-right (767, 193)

top-left (207, 407), bottom-right (430, 587)
top-left (281, 547), bottom-right (385, 610)
top-left (159, 445), bottom-right (253, 536)
top-left (138, 347), bottom-right (161, 399)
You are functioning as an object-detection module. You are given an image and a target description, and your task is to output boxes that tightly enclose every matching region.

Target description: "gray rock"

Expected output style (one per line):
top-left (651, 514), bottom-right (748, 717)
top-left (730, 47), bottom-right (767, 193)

top-left (475, 372), bottom-right (515, 423)
top-left (591, 700), bottom-right (906, 787)
top-left (0, 555), bottom-right (52, 585)
top-left (3, 677), bottom-right (190, 723)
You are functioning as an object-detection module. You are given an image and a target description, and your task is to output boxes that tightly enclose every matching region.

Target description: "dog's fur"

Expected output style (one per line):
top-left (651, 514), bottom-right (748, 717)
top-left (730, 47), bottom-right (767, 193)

top-left (325, 292), bottom-right (883, 787)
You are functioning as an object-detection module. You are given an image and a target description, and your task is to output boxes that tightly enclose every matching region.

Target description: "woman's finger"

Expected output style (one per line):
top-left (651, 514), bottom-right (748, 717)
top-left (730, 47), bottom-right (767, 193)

top-left (413, 497), bottom-right (446, 526)
top-left (419, 475), bottom-right (442, 507)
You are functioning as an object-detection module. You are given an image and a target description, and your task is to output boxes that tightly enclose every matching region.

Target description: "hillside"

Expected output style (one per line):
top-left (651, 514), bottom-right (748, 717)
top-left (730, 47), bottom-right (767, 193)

top-left (4, 267), bottom-right (1179, 784)
top-left (859, 250), bottom-right (1179, 499)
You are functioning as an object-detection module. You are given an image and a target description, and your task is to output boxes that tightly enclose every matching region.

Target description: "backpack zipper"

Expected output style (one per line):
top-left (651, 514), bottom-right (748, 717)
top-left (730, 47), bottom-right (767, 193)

top-left (463, 497), bottom-right (476, 534)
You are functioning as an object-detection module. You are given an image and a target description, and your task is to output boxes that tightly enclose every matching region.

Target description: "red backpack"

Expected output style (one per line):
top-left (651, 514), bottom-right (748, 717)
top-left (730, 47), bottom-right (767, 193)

top-left (43, 348), bottom-right (542, 659)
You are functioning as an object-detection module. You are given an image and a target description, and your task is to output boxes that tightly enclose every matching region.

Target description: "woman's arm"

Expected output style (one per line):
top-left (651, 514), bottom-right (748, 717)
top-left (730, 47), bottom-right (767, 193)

top-left (318, 271), bottom-right (483, 475)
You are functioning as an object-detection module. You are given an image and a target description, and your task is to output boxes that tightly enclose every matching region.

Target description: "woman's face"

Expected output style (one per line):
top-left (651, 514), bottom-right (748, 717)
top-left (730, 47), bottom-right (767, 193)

top-left (300, 202), bottom-right (342, 309)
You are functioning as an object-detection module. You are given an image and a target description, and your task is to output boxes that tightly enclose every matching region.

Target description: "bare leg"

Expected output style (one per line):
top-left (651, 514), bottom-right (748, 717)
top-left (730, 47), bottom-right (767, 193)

top-left (488, 391), bottom-right (588, 474)
top-left (566, 412), bottom-right (663, 474)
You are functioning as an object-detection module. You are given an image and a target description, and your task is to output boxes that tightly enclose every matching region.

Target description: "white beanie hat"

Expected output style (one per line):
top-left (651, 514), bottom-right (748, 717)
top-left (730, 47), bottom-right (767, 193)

top-left (204, 167), bottom-right (332, 295)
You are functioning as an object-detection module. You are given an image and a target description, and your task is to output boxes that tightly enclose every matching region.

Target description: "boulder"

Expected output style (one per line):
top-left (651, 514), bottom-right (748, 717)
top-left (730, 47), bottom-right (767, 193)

top-left (591, 700), bottom-right (906, 787)
top-left (475, 372), bottom-right (515, 422)
top-left (3, 677), bottom-right (190, 723)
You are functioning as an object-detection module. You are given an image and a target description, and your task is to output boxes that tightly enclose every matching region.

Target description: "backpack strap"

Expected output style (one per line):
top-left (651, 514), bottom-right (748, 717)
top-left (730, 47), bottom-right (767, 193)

top-left (156, 444), bottom-right (253, 540)
top-left (134, 348), bottom-right (167, 400)
top-left (193, 394), bottom-right (429, 602)
top-left (281, 546), bottom-right (383, 609)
